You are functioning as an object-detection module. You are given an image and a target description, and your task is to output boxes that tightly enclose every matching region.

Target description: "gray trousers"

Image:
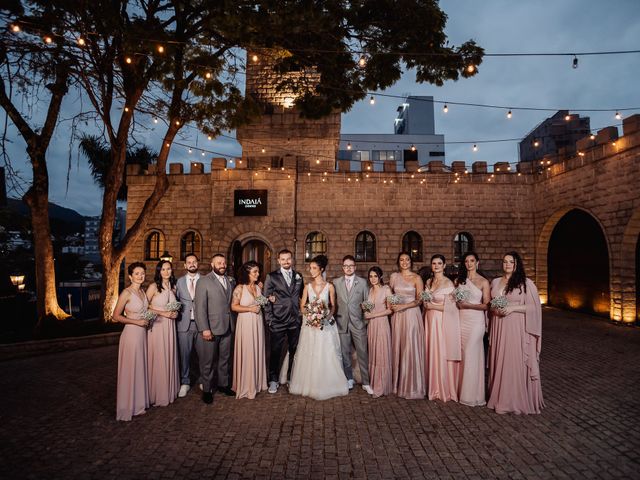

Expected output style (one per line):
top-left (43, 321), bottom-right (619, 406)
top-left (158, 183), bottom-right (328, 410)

top-left (339, 322), bottom-right (370, 385)
top-left (195, 330), bottom-right (232, 392)
top-left (177, 321), bottom-right (198, 385)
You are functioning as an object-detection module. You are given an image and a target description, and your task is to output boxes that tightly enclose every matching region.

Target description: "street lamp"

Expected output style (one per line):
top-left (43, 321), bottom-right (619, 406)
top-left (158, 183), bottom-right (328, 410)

top-left (160, 251), bottom-right (173, 263)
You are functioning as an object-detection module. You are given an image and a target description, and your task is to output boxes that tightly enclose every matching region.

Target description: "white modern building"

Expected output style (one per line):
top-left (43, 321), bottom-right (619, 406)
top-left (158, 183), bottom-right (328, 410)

top-left (338, 96), bottom-right (445, 171)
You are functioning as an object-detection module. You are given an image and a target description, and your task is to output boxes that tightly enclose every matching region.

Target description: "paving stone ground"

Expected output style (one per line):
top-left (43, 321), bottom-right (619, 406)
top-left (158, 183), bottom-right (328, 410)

top-left (1, 307), bottom-right (639, 479)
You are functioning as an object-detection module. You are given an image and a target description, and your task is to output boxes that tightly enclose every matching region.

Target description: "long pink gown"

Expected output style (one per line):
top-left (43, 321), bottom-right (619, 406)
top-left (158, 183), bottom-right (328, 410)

top-left (116, 288), bottom-right (149, 421)
top-left (232, 285), bottom-right (268, 399)
top-left (488, 278), bottom-right (544, 414)
top-left (457, 281), bottom-right (486, 406)
top-left (367, 285), bottom-right (392, 398)
top-left (426, 285), bottom-right (461, 402)
top-left (390, 273), bottom-right (426, 399)
top-left (147, 287), bottom-right (179, 407)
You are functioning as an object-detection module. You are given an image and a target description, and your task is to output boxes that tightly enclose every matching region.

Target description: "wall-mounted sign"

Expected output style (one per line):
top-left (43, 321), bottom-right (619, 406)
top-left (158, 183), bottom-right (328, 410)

top-left (234, 189), bottom-right (268, 216)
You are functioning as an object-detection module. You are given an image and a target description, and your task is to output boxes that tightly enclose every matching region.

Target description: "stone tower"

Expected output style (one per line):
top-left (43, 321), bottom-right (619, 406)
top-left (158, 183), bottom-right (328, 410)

top-left (236, 50), bottom-right (341, 170)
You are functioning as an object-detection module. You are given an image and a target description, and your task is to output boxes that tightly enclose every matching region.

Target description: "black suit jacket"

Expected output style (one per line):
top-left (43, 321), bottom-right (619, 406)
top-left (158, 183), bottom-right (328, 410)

top-left (263, 269), bottom-right (303, 332)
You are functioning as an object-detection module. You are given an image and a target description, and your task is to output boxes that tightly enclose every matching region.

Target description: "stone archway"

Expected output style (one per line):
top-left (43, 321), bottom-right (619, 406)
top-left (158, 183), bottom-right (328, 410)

top-left (228, 232), bottom-right (275, 282)
top-left (547, 209), bottom-right (610, 317)
top-left (619, 207), bottom-right (640, 323)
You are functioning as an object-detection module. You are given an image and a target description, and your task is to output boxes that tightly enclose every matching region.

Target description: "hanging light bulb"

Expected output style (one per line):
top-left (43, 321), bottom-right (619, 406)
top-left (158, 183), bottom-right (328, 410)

top-left (77, 37), bottom-right (86, 46)
top-left (466, 64), bottom-right (475, 73)
top-left (207, 135), bottom-right (212, 140)
top-left (507, 109), bottom-right (512, 119)
top-left (205, 72), bottom-right (212, 79)
top-left (358, 55), bottom-right (367, 68)
top-left (44, 36), bottom-right (53, 44)
top-left (124, 107), bottom-right (130, 112)
top-left (410, 144), bottom-right (416, 152)
top-left (261, 147), bottom-right (266, 153)
top-left (565, 114), bottom-right (571, 121)
top-left (615, 111), bottom-right (621, 120)
top-left (201, 151), bottom-right (205, 156)
top-left (590, 134), bottom-right (595, 140)
top-left (174, 120), bottom-right (180, 126)
top-left (157, 45), bottom-right (164, 53)
top-left (153, 117), bottom-right (158, 124)
top-left (443, 104), bottom-right (448, 113)
top-left (188, 148), bottom-right (192, 154)
top-left (251, 54), bottom-right (259, 62)
top-left (11, 24), bottom-right (20, 33)
top-left (347, 143), bottom-right (352, 150)
top-left (472, 144), bottom-right (478, 152)
top-left (369, 96), bottom-right (375, 105)
top-left (572, 55), bottom-right (578, 69)
top-left (125, 56), bottom-right (132, 64)
top-left (533, 140), bottom-right (540, 147)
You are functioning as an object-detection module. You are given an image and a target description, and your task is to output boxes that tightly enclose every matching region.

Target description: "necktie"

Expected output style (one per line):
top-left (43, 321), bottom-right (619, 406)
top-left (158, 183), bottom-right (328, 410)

top-left (346, 277), bottom-right (352, 292)
top-left (285, 270), bottom-right (292, 287)
top-left (222, 276), bottom-right (227, 290)
top-left (189, 278), bottom-right (195, 299)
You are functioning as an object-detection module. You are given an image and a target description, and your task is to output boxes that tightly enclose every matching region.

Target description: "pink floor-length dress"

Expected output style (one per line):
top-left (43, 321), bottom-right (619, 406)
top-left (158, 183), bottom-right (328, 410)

top-left (426, 285), bottom-right (461, 402)
top-left (390, 273), bottom-right (426, 399)
top-left (487, 278), bottom-right (544, 414)
top-left (457, 281), bottom-right (486, 406)
top-left (116, 289), bottom-right (149, 421)
top-left (232, 285), bottom-right (268, 399)
top-left (367, 285), bottom-right (393, 398)
top-left (147, 287), bottom-right (179, 407)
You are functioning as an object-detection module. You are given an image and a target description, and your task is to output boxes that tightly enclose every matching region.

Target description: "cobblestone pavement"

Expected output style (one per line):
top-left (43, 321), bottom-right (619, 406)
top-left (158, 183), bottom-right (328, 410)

top-left (1, 307), bottom-right (639, 479)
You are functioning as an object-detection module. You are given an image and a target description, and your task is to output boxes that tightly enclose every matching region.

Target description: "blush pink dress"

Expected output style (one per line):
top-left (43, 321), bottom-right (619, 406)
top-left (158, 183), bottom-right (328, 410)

top-left (147, 286), bottom-right (179, 407)
top-left (232, 285), bottom-right (268, 399)
top-left (116, 288), bottom-right (149, 421)
top-left (488, 278), bottom-right (544, 414)
top-left (390, 273), bottom-right (426, 399)
top-left (457, 281), bottom-right (486, 406)
top-left (367, 285), bottom-right (393, 398)
top-left (426, 285), bottom-right (461, 402)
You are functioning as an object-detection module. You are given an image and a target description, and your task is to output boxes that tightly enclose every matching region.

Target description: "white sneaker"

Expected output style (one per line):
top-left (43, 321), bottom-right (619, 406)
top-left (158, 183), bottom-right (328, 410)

top-left (268, 381), bottom-right (279, 394)
top-left (362, 385), bottom-right (373, 395)
top-left (347, 379), bottom-right (355, 390)
top-left (178, 384), bottom-right (191, 398)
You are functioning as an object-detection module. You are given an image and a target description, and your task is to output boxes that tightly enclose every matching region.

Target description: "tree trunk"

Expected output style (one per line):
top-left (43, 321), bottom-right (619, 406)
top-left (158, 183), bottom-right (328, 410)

top-left (101, 255), bottom-right (122, 322)
top-left (24, 152), bottom-right (70, 325)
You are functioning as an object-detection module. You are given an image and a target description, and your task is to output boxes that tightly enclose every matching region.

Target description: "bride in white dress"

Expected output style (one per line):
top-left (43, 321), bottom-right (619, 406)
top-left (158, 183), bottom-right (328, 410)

top-left (289, 255), bottom-right (349, 400)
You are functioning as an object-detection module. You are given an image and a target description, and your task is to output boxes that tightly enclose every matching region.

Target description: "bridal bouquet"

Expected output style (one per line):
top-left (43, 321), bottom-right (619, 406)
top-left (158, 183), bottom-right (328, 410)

top-left (452, 287), bottom-right (471, 303)
top-left (490, 295), bottom-right (508, 313)
top-left (420, 290), bottom-right (433, 303)
top-left (386, 294), bottom-right (401, 306)
top-left (304, 299), bottom-right (333, 330)
top-left (360, 300), bottom-right (375, 313)
top-left (166, 301), bottom-right (182, 312)
top-left (255, 295), bottom-right (269, 307)
top-left (141, 310), bottom-right (157, 329)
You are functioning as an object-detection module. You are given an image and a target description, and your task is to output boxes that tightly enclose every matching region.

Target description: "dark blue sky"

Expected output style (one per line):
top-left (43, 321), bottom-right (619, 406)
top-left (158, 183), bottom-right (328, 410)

top-left (2, 0), bottom-right (639, 216)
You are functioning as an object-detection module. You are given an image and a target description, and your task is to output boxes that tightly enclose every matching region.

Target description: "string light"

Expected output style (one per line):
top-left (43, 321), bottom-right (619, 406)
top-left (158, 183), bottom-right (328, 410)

top-left (410, 144), bottom-right (416, 152)
top-left (11, 24), bottom-right (20, 33)
top-left (251, 54), bottom-right (259, 63)
top-left (564, 114), bottom-right (571, 121)
top-left (77, 37), bottom-right (86, 46)
top-left (261, 148), bottom-right (266, 153)
top-left (43, 36), bottom-right (53, 44)
top-left (205, 72), bottom-right (212, 79)
top-left (358, 55), bottom-right (367, 68)
top-left (174, 120), bottom-right (180, 125)
top-left (472, 144), bottom-right (478, 152)
top-left (615, 111), bottom-right (621, 119)
top-left (207, 135), bottom-right (212, 140)
top-left (125, 56), bottom-right (132, 64)
top-left (507, 109), bottom-right (512, 119)
top-left (533, 140), bottom-right (540, 147)
top-left (590, 134), bottom-right (596, 140)
top-left (443, 104), bottom-right (448, 113)
top-left (188, 148), bottom-right (192, 153)
top-left (157, 45), bottom-right (164, 53)
top-left (572, 55), bottom-right (578, 69)
top-left (369, 96), bottom-right (375, 105)
top-left (153, 117), bottom-right (158, 123)
top-left (466, 64), bottom-right (475, 73)
top-left (347, 143), bottom-right (352, 150)
top-left (124, 107), bottom-right (130, 112)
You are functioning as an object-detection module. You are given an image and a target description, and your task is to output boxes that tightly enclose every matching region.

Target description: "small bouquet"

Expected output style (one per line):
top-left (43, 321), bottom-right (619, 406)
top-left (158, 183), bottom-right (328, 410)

top-left (490, 295), bottom-right (508, 313)
top-left (304, 298), bottom-right (333, 330)
top-left (141, 310), bottom-right (157, 329)
top-left (360, 300), bottom-right (375, 313)
top-left (452, 287), bottom-right (470, 303)
top-left (386, 294), bottom-right (401, 306)
top-left (166, 301), bottom-right (182, 312)
top-left (420, 290), bottom-right (433, 303)
top-left (255, 295), bottom-right (269, 307)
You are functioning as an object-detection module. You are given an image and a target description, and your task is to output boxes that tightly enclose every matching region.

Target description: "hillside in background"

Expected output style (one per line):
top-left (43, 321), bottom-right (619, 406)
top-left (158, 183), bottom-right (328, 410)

top-left (1, 198), bottom-right (86, 235)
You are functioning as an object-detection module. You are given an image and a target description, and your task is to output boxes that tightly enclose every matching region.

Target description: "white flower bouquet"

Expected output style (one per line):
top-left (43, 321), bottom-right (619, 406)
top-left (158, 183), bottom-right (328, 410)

top-left (255, 295), bottom-right (269, 307)
top-left (141, 310), bottom-right (157, 329)
top-left (166, 301), bottom-right (182, 312)
top-left (420, 290), bottom-right (433, 302)
top-left (452, 287), bottom-right (470, 303)
top-left (386, 294), bottom-right (401, 305)
top-left (490, 295), bottom-right (508, 312)
top-left (360, 300), bottom-right (375, 313)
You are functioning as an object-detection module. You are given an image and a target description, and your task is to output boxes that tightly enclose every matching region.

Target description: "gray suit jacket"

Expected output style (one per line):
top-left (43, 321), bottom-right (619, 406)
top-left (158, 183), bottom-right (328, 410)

top-left (175, 274), bottom-right (198, 333)
top-left (333, 275), bottom-right (368, 334)
top-left (194, 272), bottom-right (235, 336)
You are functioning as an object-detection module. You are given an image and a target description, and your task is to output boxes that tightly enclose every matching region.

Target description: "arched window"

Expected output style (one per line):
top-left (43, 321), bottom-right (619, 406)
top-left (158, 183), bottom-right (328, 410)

top-left (453, 232), bottom-right (474, 263)
top-left (180, 230), bottom-right (202, 260)
top-left (144, 230), bottom-right (165, 261)
top-left (355, 231), bottom-right (376, 262)
top-left (402, 231), bottom-right (423, 262)
top-left (305, 231), bottom-right (327, 261)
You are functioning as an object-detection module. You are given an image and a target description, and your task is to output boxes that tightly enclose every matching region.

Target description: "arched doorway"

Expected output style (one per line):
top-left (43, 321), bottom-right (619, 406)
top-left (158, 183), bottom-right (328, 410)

top-left (548, 209), bottom-right (610, 316)
top-left (230, 238), bottom-right (272, 281)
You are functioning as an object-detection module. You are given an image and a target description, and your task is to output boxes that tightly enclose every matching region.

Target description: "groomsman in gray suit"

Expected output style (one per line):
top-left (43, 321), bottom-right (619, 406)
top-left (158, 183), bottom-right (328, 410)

top-left (175, 253), bottom-right (200, 398)
top-left (194, 253), bottom-right (236, 404)
top-left (334, 255), bottom-right (373, 395)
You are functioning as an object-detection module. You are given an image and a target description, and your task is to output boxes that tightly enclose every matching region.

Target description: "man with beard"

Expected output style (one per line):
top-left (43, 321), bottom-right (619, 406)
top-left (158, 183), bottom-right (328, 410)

top-left (175, 253), bottom-right (201, 398)
top-left (194, 253), bottom-right (236, 403)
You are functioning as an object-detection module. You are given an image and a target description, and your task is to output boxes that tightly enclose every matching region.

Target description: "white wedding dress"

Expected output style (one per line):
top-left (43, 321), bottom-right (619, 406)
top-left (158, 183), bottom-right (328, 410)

top-left (288, 283), bottom-right (349, 400)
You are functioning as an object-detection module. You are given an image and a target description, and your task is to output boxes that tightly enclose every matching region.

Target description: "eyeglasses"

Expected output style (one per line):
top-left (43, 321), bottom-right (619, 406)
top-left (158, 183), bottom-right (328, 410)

top-left (342, 264), bottom-right (356, 268)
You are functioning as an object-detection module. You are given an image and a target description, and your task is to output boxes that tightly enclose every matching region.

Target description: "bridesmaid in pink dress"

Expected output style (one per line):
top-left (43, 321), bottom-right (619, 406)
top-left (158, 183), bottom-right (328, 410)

top-left (113, 262), bottom-right (150, 421)
top-left (488, 251), bottom-right (544, 414)
top-left (364, 266), bottom-right (393, 398)
top-left (455, 252), bottom-right (491, 407)
top-left (390, 252), bottom-right (426, 399)
top-left (231, 261), bottom-right (268, 399)
top-left (424, 254), bottom-right (461, 402)
top-left (146, 261), bottom-right (180, 407)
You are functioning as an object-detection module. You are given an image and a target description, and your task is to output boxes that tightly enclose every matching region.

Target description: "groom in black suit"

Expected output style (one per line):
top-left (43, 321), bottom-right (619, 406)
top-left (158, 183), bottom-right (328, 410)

top-left (263, 249), bottom-right (303, 393)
